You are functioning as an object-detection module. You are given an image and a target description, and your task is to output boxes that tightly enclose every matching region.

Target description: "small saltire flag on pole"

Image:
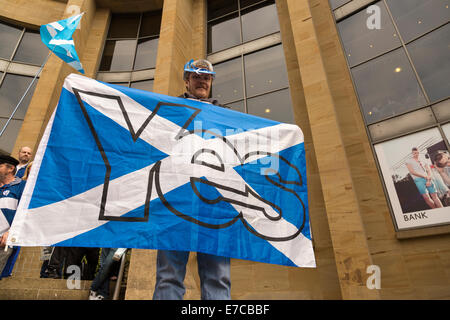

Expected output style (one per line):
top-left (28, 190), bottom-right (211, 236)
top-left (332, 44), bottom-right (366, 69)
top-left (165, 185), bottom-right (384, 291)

top-left (7, 74), bottom-right (316, 268)
top-left (40, 13), bottom-right (85, 74)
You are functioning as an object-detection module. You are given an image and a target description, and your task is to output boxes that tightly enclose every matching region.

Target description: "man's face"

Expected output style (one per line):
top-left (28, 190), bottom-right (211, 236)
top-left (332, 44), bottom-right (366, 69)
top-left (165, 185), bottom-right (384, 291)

top-left (412, 150), bottom-right (419, 158)
top-left (185, 73), bottom-right (213, 99)
top-left (0, 163), bottom-right (14, 182)
top-left (18, 147), bottom-right (32, 163)
top-left (438, 154), bottom-right (449, 167)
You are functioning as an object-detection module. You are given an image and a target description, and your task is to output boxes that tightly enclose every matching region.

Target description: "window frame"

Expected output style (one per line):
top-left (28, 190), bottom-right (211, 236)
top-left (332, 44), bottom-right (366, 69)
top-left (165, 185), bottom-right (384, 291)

top-left (208, 41), bottom-right (294, 123)
top-left (207, 0), bottom-right (280, 55)
top-left (98, 10), bottom-right (162, 73)
top-left (97, 10), bottom-right (162, 90)
top-left (0, 20), bottom-right (45, 154)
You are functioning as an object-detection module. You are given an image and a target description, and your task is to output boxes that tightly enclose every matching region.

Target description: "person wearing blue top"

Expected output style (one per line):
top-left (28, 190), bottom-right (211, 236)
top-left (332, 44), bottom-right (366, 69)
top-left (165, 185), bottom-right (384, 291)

top-left (15, 146), bottom-right (33, 179)
top-left (152, 59), bottom-right (231, 300)
top-left (0, 154), bottom-right (26, 279)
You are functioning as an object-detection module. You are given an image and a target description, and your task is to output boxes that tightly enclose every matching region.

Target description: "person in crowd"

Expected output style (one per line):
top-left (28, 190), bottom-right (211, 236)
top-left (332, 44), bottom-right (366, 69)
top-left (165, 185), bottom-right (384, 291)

top-left (152, 59), bottom-right (231, 300)
top-left (89, 248), bottom-right (127, 300)
top-left (434, 152), bottom-right (450, 187)
top-left (405, 147), bottom-right (443, 209)
top-left (65, 247), bottom-right (100, 280)
top-left (0, 155), bottom-right (26, 279)
top-left (46, 247), bottom-right (99, 280)
top-left (45, 246), bottom-right (66, 279)
top-left (39, 246), bottom-right (53, 278)
top-left (21, 161), bottom-right (33, 181)
top-left (15, 146), bottom-right (32, 179)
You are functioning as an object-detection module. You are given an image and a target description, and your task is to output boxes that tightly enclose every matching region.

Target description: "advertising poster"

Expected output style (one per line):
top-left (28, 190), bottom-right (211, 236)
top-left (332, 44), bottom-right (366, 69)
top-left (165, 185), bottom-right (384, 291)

top-left (374, 128), bottom-right (450, 230)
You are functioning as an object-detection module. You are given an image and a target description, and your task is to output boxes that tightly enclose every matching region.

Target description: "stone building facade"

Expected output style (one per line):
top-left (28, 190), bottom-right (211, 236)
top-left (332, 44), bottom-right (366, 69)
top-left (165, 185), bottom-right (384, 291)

top-left (0, 0), bottom-right (449, 300)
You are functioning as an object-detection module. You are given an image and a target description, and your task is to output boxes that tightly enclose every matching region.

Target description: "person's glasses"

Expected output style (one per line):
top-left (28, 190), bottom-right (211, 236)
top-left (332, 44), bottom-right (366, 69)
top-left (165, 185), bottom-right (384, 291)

top-left (191, 73), bottom-right (212, 81)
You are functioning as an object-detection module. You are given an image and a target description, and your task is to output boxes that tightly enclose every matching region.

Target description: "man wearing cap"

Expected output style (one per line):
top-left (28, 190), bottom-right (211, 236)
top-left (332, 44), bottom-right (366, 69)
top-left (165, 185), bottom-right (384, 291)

top-left (0, 155), bottom-right (26, 279)
top-left (152, 59), bottom-right (231, 300)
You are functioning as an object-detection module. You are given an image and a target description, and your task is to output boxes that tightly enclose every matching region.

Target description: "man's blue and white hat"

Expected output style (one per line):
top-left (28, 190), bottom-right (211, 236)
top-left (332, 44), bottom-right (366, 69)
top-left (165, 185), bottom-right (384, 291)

top-left (183, 59), bottom-right (216, 80)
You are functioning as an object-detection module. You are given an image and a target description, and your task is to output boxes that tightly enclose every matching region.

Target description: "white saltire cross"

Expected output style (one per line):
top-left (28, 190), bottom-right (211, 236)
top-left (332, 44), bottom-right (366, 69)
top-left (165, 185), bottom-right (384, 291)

top-left (8, 74), bottom-right (315, 267)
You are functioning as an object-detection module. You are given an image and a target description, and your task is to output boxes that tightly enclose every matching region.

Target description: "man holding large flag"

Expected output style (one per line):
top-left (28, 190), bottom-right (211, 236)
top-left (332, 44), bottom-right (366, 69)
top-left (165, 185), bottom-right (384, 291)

top-left (7, 44), bottom-right (315, 295)
top-left (153, 59), bottom-right (231, 300)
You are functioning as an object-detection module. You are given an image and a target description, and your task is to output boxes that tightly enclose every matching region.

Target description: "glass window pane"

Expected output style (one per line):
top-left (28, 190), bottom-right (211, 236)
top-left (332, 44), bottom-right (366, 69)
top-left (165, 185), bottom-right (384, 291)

top-left (226, 100), bottom-right (245, 113)
top-left (130, 79), bottom-right (154, 91)
top-left (207, 0), bottom-right (238, 21)
top-left (351, 48), bottom-right (427, 124)
top-left (0, 118), bottom-right (23, 154)
top-left (99, 40), bottom-right (137, 71)
top-left (386, 0), bottom-right (450, 43)
top-left (212, 58), bottom-right (243, 104)
top-left (0, 21), bottom-right (22, 60)
top-left (0, 73), bottom-right (37, 119)
top-left (241, 1), bottom-right (280, 43)
top-left (108, 13), bottom-right (140, 38)
top-left (247, 89), bottom-right (294, 123)
top-left (329, 0), bottom-right (351, 10)
top-left (406, 24), bottom-right (450, 103)
top-left (244, 45), bottom-right (289, 97)
top-left (337, 1), bottom-right (401, 67)
top-left (208, 13), bottom-right (241, 53)
top-left (139, 10), bottom-right (162, 38)
top-left (13, 29), bottom-right (49, 65)
top-left (133, 38), bottom-right (159, 70)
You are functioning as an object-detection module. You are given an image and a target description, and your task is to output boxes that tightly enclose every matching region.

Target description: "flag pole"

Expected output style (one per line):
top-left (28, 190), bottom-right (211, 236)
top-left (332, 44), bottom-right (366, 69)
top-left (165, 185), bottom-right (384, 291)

top-left (0, 49), bottom-right (53, 138)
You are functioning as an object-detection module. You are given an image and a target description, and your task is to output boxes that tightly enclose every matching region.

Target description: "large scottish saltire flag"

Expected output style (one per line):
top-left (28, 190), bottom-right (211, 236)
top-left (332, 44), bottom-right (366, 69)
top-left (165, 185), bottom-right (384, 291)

top-left (40, 13), bottom-right (85, 74)
top-left (7, 74), bottom-right (315, 268)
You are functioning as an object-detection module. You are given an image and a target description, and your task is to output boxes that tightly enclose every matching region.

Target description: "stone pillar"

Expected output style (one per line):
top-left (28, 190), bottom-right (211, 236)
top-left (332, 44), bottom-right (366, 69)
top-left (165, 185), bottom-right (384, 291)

top-left (273, 0), bottom-right (342, 299)
top-left (125, 0), bottom-right (205, 300)
top-left (152, 0), bottom-right (204, 96)
top-left (285, 0), bottom-right (380, 299)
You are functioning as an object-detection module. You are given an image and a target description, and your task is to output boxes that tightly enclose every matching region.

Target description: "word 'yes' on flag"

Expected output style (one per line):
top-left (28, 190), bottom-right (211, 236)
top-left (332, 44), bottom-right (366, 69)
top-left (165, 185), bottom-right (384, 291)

top-left (8, 74), bottom-right (315, 268)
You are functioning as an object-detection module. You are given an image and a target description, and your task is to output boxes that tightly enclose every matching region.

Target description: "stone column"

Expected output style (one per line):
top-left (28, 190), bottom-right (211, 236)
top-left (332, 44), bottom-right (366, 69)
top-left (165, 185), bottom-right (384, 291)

top-left (152, 0), bottom-right (205, 96)
top-left (271, 0), bottom-right (342, 299)
top-left (125, 0), bottom-right (205, 300)
top-left (285, 0), bottom-right (380, 299)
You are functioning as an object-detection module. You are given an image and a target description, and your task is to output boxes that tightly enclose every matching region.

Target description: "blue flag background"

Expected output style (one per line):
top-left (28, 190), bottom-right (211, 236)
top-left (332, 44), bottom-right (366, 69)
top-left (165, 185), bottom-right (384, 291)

top-left (8, 74), bottom-right (315, 268)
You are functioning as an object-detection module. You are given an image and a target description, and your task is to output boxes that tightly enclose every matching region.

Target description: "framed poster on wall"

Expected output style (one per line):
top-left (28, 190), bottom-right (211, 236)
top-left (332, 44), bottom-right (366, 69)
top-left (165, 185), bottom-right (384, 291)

top-left (374, 127), bottom-right (450, 230)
